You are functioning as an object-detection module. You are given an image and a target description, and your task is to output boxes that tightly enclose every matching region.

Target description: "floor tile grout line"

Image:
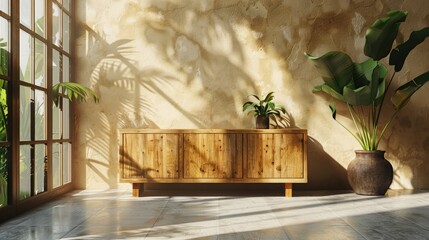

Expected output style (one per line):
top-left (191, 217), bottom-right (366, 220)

top-left (265, 197), bottom-right (293, 240)
top-left (376, 199), bottom-right (429, 231)
top-left (1, 190), bottom-right (428, 239)
top-left (338, 203), bottom-right (429, 234)
top-left (58, 199), bottom-right (110, 239)
top-left (316, 197), bottom-right (373, 240)
top-left (143, 195), bottom-right (171, 239)
top-left (338, 209), bottom-right (429, 240)
top-left (341, 217), bottom-right (372, 240)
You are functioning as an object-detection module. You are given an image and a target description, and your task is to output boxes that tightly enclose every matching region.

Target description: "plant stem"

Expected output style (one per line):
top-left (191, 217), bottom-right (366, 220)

top-left (347, 104), bottom-right (366, 149)
top-left (376, 109), bottom-right (400, 148)
top-left (375, 71), bottom-right (396, 127)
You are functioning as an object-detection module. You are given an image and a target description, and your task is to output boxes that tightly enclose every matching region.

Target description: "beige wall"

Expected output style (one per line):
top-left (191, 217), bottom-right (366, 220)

top-left (74, 0), bottom-right (429, 190)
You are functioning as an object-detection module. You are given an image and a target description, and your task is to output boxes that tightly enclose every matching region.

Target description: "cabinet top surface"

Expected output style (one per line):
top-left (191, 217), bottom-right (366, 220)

top-left (120, 128), bottom-right (307, 134)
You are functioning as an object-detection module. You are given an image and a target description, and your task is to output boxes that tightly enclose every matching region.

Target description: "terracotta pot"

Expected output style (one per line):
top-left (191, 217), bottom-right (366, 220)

top-left (256, 116), bottom-right (269, 129)
top-left (347, 150), bottom-right (393, 196)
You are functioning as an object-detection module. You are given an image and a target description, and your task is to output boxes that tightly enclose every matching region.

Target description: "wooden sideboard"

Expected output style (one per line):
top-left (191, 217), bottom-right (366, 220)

top-left (119, 129), bottom-right (307, 197)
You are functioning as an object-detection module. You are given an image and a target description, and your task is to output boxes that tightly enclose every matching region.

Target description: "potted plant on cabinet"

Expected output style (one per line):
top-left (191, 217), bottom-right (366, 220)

top-left (305, 10), bottom-right (429, 195)
top-left (242, 92), bottom-right (286, 129)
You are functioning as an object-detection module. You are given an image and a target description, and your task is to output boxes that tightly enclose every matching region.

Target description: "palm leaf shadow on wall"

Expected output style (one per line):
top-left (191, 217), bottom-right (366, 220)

top-left (75, 1), bottom-right (280, 188)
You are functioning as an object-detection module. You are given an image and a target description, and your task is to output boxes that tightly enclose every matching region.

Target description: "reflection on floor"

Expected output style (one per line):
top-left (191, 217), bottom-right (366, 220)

top-left (0, 189), bottom-right (428, 239)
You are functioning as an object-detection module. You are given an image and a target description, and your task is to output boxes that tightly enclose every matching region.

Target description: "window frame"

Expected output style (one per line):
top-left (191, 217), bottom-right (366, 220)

top-left (0, 0), bottom-right (75, 222)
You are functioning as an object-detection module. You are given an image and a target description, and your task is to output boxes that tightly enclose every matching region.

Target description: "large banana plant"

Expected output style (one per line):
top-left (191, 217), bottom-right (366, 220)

top-left (306, 10), bottom-right (429, 150)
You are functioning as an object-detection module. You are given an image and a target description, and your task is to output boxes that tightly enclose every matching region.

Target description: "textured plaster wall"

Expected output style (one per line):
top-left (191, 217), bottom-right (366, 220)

top-left (74, 0), bottom-right (429, 190)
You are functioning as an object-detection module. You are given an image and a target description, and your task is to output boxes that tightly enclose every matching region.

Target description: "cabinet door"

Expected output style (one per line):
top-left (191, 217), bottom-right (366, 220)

top-left (184, 133), bottom-right (242, 179)
top-left (122, 133), bottom-right (179, 179)
top-left (247, 133), bottom-right (304, 179)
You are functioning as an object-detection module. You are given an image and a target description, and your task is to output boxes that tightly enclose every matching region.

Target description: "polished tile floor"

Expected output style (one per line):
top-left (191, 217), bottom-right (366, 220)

top-left (0, 189), bottom-right (428, 239)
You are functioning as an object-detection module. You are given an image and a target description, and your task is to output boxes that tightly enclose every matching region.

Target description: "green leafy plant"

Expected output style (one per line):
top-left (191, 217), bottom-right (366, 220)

top-left (52, 82), bottom-right (99, 107)
top-left (306, 10), bottom-right (429, 150)
top-left (242, 91), bottom-right (286, 126)
top-left (0, 38), bottom-right (9, 206)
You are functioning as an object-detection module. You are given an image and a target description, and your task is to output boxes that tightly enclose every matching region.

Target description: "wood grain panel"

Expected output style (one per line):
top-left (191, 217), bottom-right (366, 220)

top-left (233, 134), bottom-right (243, 178)
top-left (247, 133), bottom-right (304, 179)
top-left (283, 133), bottom-right (305, 178)
top-left (120, 129), bottom-right (307, 188)
top-left (122, 133), bottom-right (179, 179)
top-left (184, 133), bottom-right (242, 179)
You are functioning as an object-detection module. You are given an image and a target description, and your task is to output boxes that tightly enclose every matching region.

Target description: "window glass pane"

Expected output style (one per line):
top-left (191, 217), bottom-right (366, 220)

top-left (35, 0), bottom-right (45, 37)
top-left (52, 143), bottom-right (60, 188)
top-left (0, 0), bottom-right (9, 15)
top-left (34, 90), bottom-right (45, 140)
top-left (63, 55), bottom-right (69, 83)
top-left (0, 19), bottom-right (8, 144)
top-left (20, 0), bottom-right (31, 29)
top-left (19, 145), bottom-right (31, 200)
top-left (0, 146), bottom-right (9, 207)
top-left (20, 30), bottom-right (32, 83)
top-left (52, 3), bottom-right (61, 47)
top-left (52, 101), bottom-right (60, 139)
top-left (35, 144), bottom-right (46, 194)
top-left (0, 79), bottom-right (8, 142)
top-left (63, 13), bottom-right (69, 52)
top-left (63, 0), bottom-right (70, 12)
top-left (63, 99), bottom-right (69, 138)
top-left (20, 86), bottom-right (31, 141)
top-left (0, 17), bottom-right (9, 77)
top-left (35, 39), bottom-right (45, 87)
top-left (52, 49), bottom-right (60, 85)
top-left (62, 142), bottom-right (70, 184)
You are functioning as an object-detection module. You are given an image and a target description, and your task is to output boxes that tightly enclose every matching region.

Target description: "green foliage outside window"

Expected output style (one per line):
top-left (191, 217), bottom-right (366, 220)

top-left (0, 38), bottom-right (8, 207)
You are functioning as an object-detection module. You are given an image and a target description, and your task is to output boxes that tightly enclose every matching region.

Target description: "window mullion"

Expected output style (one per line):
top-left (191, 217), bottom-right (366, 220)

top-left (46, 0), bottom-right (53, 191)
top-left (31, 0), bottom-right (35, 34)
top-left (10, 0), bottom-right (21, 206)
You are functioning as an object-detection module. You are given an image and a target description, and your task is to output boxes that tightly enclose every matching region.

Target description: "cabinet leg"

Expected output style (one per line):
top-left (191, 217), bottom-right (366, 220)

top-left (285, 183), bottom-right (292, 197)
top-left (132, 183), bottom-right (144, 197)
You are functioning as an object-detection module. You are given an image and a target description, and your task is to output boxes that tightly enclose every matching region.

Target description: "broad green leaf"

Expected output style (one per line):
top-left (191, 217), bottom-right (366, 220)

top-left (343, 85), bottom-right (372, 105)
top-left (389, 27), bottom-right (429, 71)
top-left (0, 38), bottom-right (6, 48)
top-left (263, 92), bottom-right (274, 102)
top-left (322, 61), bottom-right (387, 106)
top-left (391, 71), bottom-right (429, 110)
top-left (52, 84), bottom-right (60, 106)
top-left (313, 83), bottom-right (345, 102)
top-left (329, 102), bottom-right (337, 120)
top-left (256, 105), bottom-right (264, 115)
top-left (352, 59), bottom-right (378, 88)
top-left (369, 65), bottom-right (381, 101)
top-left (373, 63), bottom-right (388, 105)
top-left (305, 51), bottom-right (354, 94)
top-left (52, 82), bottom-right (99, 107)
top-left (250, 94), bottom-right (260, 101)
top-left (263, 102), bottom-right (270, 114)
top-left (364, 10), bottom-right (408, 60)
top-left (0, 48), bottom-right (8, 77)
top-left (242, 101), bottom-right (255, 112)
top-left (0, 174), bottom-right (6, 207)
top-left (313, 84), bottom-right (323, 92)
